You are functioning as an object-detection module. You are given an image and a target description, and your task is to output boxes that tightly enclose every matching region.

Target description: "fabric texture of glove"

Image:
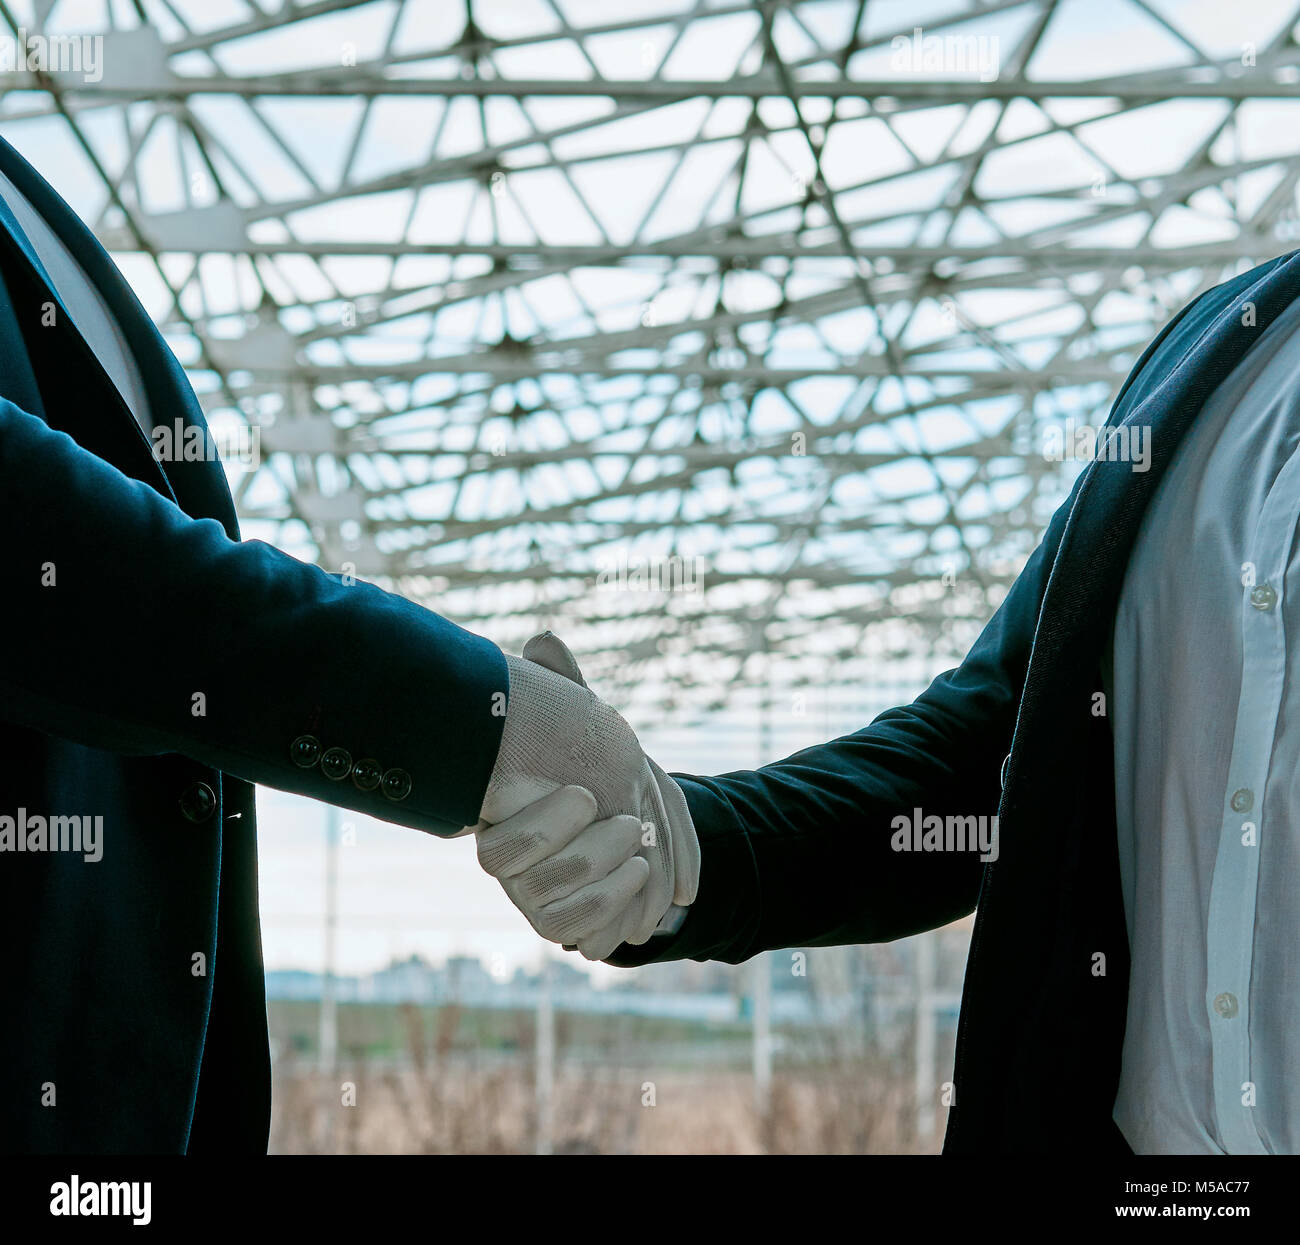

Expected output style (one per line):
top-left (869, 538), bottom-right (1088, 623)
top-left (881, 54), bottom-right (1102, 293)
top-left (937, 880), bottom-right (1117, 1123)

top-left (476, 786), bottom-right (653, 960)
top-left (474, 631), bottom-right (700, 949)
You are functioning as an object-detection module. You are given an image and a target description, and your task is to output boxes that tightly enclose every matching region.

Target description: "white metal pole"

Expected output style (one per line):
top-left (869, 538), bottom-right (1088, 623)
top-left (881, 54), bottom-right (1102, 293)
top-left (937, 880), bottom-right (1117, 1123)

top-left (319, 803), bottom-right (340, 1150)
top-left (752, 953), bottom-right (772, 1126)
top-left (752, 651), bottom-right (773, 1131)
top-left (914, 930), bottom-right (937, 1142)
top-left (535, 944), bottom-right (555, 1155)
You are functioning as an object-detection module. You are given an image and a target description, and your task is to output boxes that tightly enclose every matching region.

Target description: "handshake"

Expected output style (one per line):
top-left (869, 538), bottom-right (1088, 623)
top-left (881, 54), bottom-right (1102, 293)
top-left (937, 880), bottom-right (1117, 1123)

top-left (466, 632), bottom-right (701, 962)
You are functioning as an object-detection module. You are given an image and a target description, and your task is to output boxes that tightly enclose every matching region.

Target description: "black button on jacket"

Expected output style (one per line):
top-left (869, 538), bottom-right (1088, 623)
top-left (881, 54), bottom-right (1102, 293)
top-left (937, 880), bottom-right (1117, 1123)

top-left (0, 135), bottom-right (508, 1154)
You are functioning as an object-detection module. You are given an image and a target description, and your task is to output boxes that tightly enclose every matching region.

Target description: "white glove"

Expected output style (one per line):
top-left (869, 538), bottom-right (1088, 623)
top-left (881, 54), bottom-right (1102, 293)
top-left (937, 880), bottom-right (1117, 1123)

top-left (474, 631), bottom-right (700, 949)
top-left (476, 786), bottom-right (652, 961)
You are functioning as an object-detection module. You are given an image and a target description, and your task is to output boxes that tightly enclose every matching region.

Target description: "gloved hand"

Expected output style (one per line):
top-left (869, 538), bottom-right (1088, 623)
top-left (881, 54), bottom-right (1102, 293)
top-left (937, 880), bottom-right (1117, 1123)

top-left (476, 786), bottom-right (652, 961)
top-left (472, 631), bottom-right (700, 950)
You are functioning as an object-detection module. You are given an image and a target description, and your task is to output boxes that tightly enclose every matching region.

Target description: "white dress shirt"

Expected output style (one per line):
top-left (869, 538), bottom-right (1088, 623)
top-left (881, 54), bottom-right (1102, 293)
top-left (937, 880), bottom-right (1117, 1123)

top-left (0, 166), bottom-right (150, 433)
top-left (1112, 292), bottom-right (1300, 1153)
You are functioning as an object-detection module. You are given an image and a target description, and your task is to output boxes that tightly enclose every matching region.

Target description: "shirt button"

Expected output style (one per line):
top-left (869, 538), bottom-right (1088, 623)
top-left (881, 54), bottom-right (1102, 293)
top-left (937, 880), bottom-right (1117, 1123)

top-left (1230, 788), bottom-right (1254, 813)
top-left (1250, 584), bottom-right (1277, 611)
top-left (1213, 992), bottom-right (1239, 1019)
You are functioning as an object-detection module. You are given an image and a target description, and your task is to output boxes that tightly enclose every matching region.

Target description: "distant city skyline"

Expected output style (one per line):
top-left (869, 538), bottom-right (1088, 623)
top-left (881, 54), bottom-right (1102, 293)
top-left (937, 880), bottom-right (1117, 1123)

top-left (261, 942), bottom-right (952, 1031)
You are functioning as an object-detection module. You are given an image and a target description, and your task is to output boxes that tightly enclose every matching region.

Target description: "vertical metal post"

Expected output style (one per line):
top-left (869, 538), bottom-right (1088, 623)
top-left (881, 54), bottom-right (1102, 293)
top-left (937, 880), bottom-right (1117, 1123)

top-left (319, 804), bottom-right (340, 1151)
top-left (535, 944), bottom-right (555, 1155)
top-left (752, 650), bottom-right (773, 1131)
top-left (752, 954), bottom-right (773, 1125)
top-left (914, 930), bottom-right (937, 1142)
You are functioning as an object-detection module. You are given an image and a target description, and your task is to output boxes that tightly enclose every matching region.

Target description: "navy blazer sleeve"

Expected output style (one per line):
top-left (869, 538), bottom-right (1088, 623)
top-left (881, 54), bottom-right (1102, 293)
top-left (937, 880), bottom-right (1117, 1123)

top-left (0, 398), bottom-right (507, 835)
top-left (608, 473), bottom-right (1085, 967)
top-left (607, 265), bottom-right (1241, 968)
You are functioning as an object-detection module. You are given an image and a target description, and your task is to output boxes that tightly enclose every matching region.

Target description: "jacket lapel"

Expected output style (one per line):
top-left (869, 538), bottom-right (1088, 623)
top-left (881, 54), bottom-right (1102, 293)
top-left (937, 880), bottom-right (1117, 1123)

top-left (946, 249), bottom-right (1300, 1153)
top-left (0, 206), bottom-right (46, 419)
top-left (1009, 249), bottom-right (1300, 800)
top-left (0, 134), bottom-right (241, 541)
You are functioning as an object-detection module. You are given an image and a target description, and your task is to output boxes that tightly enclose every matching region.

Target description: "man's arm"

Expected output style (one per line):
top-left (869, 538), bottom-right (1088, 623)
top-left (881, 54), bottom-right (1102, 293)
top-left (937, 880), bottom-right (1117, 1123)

top-left (1, 397), bottom-right (506, 834)
top-left (606, 471), bottom-right (1084, 967)
top-left (601, 264), bottom-right (1245, 967)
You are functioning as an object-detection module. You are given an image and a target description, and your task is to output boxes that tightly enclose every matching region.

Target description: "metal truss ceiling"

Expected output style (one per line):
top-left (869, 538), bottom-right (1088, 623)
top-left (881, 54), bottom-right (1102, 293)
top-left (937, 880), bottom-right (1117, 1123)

top-left (5, 0), bottom-right (1300, 723)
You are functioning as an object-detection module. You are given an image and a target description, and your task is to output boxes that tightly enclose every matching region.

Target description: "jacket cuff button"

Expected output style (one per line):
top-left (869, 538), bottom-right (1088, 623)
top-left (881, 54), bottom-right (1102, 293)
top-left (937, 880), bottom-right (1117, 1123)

top-left (381, 768), bottom-right (412, 802)
top-left (290, 734), bottom-right (321, 768)
top-left (180, 781), bottom-right (216, 823)
top-left (321, 747), bottom-right (353, 781)
top-left (352, 758), bottom-right (382, 791)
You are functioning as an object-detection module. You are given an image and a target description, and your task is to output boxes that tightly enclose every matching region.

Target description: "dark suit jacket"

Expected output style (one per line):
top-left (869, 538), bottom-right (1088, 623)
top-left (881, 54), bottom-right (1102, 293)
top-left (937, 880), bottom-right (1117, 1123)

top-left (0, 135), bottom-right (508, 1153)
top-left (610, 247), bottom-right (1300, 1155)
top-left (5, 126), bottom-right (1294, 1157)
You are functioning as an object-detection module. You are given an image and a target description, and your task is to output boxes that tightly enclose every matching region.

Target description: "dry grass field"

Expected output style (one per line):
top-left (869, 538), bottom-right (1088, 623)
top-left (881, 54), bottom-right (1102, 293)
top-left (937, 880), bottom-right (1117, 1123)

top-left (268, 1001), bottom-right (945, 1155)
